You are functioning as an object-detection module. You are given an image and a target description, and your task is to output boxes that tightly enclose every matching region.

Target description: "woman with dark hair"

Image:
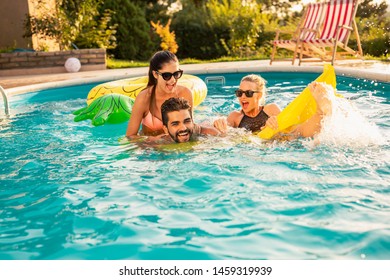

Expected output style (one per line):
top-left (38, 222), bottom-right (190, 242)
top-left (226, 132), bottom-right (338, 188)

top-left (126, 50), bottom-right (193, 137)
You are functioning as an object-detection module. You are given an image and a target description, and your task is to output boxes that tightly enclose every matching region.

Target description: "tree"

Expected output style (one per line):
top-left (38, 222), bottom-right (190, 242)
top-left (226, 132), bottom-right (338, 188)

top-left (355, 0), bottom-right (390, 57)
top-left (172, 0), bottom-right (230, 59)
top-left (256, 0), bottom-right (301, 20)
top-left (101, 0), bottom-right (155, 60)
top-left (205, 0), bottom-right (273, 57)
top-left (132, 0), bottom-right (175, 23)
top-left (356, 0), bottom-right (388, 18)
top-left (172, 0), bottom-right (284, 59)
top-left (151, 19), bottom-right (178, 53)
top-left (24, 0), bottom-right (116, 50)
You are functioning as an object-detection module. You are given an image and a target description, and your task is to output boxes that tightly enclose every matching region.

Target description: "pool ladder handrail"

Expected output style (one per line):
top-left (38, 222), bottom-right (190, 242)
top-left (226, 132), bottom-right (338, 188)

top-left (205, 76), bottom-right (226, 86)
top-left (0, 85), bottom-right (10, 115)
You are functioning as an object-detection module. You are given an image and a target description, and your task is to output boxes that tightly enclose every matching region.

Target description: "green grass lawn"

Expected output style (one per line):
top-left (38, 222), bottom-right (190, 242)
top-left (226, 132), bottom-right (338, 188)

top-left (107, 55), bottom-right (270, 69)
top-left (107, 54), bottom-right (389, 69)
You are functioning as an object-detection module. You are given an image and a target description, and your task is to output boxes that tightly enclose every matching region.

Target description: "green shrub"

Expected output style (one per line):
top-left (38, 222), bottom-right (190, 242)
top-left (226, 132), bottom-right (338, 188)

top-left (172, 2), bottom-right (229, 59)
top-left (24, 0), bottom-right (116, 50)
top-left (102, 0), bottom-right (155, 60)
top-left (355, 0), bottom-right (390, 57)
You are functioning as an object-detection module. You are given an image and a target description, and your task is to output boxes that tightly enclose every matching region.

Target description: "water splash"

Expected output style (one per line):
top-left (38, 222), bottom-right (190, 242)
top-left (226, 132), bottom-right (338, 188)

top-left (317, 97), bottom-right (386, 147)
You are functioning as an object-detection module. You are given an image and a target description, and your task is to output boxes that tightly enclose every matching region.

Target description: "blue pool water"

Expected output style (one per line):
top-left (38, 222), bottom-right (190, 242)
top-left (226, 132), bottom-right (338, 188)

top-left (0, 72), bottom-right (389, 260)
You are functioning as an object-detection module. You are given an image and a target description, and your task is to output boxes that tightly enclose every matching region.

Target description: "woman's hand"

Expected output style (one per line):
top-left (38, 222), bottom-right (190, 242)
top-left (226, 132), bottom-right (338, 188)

top-left (213, 118), bottom-right (228, 134)
top-left (262, 115), bottom-right (278, 131)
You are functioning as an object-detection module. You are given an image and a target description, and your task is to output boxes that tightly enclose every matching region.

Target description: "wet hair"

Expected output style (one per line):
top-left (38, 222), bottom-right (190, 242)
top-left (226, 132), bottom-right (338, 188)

top-left (161, 97), bottom-right (193, 126)
top-left (147, 50), bottom-right (178, 88)
top-left (241, 74), bottom-right (267, 106)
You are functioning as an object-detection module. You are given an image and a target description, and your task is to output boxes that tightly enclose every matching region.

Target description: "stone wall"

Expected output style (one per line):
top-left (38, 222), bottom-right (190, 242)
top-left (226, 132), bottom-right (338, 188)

top-left (0, 48), bottom-right (106, 76)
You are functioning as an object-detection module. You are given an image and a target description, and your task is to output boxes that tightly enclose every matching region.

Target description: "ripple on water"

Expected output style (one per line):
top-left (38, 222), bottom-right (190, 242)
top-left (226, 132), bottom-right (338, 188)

top-left (1, 73), bottom-right (389, 260)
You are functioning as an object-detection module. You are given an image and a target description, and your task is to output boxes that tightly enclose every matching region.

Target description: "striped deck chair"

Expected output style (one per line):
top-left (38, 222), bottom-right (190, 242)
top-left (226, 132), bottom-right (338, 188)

top-left (270, 2), bottom-right (326, 65)
top-left (297, 0), bottom-right (363, 65)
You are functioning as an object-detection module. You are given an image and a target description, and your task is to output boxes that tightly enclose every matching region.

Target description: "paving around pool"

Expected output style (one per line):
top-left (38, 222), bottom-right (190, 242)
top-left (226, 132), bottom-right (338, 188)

top-left (1, 59), bottom-right (389, 96)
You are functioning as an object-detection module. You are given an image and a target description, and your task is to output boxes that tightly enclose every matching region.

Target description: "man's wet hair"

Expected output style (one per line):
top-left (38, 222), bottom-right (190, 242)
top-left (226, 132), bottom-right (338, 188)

top-left (161, 97), bottom-right (193, 126)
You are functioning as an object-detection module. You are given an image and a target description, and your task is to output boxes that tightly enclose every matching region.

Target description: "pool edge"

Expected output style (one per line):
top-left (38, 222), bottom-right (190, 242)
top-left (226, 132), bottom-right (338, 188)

top-left (5, 63), bottom-right (389, 96)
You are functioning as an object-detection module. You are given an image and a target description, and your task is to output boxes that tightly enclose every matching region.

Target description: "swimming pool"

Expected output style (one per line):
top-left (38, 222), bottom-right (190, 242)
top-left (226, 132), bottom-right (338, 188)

top-left (0, 72), bottom-right (389, 260)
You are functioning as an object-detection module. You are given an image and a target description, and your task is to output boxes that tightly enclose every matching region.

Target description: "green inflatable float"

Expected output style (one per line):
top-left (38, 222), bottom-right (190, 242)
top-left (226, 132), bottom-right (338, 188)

top-left (73, 93), bottom-right (134, 126)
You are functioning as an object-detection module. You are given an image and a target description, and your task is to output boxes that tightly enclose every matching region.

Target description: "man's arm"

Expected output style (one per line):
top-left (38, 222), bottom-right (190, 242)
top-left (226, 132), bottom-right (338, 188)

top-left (196, 124), bottom-right (221, 136)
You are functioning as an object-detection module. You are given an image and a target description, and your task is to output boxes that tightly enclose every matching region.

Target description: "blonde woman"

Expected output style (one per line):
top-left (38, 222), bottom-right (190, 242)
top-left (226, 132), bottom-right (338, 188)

top-left (213, 74), bottom-right (281, 133)
top-left (214, 74), bottom-right (333, 139)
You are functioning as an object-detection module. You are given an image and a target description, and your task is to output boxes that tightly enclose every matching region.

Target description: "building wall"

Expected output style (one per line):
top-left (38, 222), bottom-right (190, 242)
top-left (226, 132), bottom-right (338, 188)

top-left (0, 0), bottom-right (59, 51)
top-left (27, 0), bottom-right (59, 51)
top-left (0, 1), bottom-right (32, 49)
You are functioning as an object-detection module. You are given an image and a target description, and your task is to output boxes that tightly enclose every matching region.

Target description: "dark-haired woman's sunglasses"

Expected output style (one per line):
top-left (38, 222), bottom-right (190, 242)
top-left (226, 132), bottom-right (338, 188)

top-left (155, 70), bottom-right (183, 81)
top-left (235, 89), bottom-right (259, 98)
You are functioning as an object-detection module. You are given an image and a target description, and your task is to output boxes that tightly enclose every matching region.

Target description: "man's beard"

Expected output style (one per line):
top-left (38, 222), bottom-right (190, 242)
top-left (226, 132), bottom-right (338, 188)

top-left (170, 128), bottom-right (193, 143)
